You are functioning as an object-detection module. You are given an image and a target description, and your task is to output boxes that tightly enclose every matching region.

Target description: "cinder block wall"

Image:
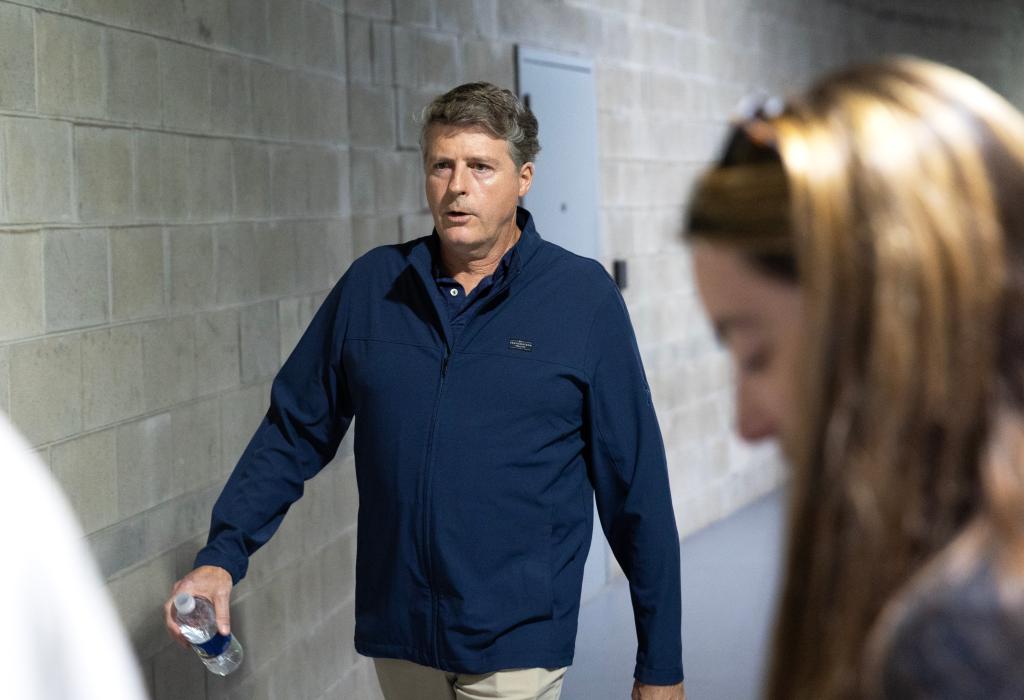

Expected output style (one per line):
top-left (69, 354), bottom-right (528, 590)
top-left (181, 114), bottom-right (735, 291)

top-left (1, 1), bottom-right (1021, 699)
top-left (0, 1), bottom-right (359, 698)
top-left (581, 0), bottom-right (1024, 541)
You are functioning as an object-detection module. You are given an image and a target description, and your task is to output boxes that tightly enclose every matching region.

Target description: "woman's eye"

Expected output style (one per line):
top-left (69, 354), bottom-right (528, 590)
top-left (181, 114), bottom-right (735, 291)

top-left (741, 347), bottom-right (772, 373)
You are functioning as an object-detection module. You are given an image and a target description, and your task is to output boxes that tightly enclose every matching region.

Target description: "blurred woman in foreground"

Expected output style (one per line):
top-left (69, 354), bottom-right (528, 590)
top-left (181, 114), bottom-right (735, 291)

top-left (686, 57), bottom-right (1024, 698)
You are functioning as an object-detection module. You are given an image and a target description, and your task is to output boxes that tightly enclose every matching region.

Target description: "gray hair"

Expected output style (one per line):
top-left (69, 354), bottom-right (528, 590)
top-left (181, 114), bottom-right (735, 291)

top-left (418, 82), bottom-right (540, 167)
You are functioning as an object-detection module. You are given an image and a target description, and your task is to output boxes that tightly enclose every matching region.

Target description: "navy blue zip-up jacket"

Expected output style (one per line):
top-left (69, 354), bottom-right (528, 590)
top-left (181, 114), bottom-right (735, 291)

top-left (195, 209), bottom-right (684, 685)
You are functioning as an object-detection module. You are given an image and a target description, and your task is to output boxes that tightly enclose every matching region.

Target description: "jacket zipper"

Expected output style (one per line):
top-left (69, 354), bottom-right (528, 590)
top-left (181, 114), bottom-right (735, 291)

top-left (422, 346), bottom-right (450, 668)
top-left (418, 269), bottom-right (513, 667)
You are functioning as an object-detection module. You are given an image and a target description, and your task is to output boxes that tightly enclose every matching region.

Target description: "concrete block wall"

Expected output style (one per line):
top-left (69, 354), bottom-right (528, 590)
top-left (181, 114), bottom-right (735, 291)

top-left (565, 0), bottom-right (1024, 542)
top-left (0, 1), bottom-right (363, 698)
top-left (1, 1), bottom-right (1022, 698)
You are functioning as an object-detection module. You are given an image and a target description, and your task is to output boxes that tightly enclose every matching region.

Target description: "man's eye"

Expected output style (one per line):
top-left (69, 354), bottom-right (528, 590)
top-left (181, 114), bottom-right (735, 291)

top-left (433, 162), bottom-right (451, 170)
top-left (471, 163), bottom-right (491, 172)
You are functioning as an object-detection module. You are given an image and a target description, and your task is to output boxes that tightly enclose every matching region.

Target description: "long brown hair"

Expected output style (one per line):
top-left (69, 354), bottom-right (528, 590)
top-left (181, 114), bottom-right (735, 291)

top-left (686, 57), bottom-right (1024, 698)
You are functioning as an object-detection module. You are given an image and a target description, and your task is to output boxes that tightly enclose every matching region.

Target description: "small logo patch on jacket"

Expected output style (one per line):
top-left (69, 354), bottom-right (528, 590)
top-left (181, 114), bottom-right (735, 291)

top-left (508, 338), bottom-right (534, 352)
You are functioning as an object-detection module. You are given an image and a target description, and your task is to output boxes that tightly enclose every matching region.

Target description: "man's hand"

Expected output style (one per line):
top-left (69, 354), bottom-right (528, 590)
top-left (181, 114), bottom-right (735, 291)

top-left (631, 680), bottom-right (685, 700)
top-left (163, 565), bottom-right (234, 649)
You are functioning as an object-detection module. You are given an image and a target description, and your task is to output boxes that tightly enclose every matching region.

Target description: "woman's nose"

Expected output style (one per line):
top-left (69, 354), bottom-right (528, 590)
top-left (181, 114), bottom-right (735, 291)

top-left (735, 384), bottom-right (778, 442)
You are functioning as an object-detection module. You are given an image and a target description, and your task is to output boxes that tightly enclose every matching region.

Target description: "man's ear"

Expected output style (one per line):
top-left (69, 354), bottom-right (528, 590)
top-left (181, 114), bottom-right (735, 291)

top-left (518, 162), bottom-right (535, 198)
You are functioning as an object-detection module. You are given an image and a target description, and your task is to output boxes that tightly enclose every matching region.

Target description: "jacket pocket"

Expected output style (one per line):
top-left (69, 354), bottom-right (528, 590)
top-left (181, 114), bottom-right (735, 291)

top-left (441, 509), bottom-right (555, 641)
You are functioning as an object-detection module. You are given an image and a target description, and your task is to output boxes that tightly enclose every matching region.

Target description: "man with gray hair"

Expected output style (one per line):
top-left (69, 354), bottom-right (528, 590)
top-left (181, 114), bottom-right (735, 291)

top-left (165, 82), bottom-right (685, 700)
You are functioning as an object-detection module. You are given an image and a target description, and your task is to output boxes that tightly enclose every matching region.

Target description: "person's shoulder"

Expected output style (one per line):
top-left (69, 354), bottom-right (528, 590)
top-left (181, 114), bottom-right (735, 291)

top-left (882, 562), bottom-right (1024, 698)
top-left (350, 239), bottom-right (418, 270)
top-left (532, 239), bottom-right (618, 294)
top-left (341, 237), bottom-right (426, 285)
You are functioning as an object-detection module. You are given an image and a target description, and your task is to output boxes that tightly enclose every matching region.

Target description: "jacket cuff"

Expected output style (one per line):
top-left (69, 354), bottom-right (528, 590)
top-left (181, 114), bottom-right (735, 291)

top-left (193, 548), bottom-right (247, 584)
top-left (634, 663), bottom-right (684, 686)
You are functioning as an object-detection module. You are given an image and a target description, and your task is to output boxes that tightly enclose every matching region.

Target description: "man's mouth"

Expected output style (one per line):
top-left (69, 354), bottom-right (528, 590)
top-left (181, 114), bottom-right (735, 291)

top-left (444, 210), bottom-right (472, 222)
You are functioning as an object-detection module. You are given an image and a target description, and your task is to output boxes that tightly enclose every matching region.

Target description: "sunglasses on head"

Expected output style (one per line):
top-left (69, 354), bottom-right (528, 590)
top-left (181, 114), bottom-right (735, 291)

top-left (718, 93), bottom-right (785, 167)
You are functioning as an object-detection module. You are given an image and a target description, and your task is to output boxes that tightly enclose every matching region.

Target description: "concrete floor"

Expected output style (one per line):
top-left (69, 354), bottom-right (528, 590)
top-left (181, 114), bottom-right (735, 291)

top-left (562, 489), bottom-right (785, 700)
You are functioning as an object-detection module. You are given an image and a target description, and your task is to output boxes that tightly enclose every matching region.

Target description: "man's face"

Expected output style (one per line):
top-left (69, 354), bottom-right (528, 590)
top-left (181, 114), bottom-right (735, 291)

top-left (423, 124), bottom-right (534, 254)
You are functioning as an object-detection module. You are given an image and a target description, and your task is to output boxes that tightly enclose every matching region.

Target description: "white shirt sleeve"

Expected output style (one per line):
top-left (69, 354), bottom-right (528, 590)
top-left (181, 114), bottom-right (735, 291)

top-left (0, 414), bottom-right (149, 700)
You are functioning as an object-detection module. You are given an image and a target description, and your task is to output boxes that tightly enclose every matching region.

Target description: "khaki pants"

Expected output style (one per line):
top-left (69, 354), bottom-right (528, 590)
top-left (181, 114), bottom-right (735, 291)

top-left (374, 658), bottom-right (567, 700)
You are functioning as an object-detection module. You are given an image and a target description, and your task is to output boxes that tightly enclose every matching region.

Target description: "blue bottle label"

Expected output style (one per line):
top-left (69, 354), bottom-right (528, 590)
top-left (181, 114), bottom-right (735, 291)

top-left (195, 632), bottom-right (231, 657)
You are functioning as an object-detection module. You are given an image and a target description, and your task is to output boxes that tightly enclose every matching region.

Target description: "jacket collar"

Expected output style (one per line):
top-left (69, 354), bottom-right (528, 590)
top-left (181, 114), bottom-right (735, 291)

top-left (506, 206), bottom-right (543, 278)
top-left (408, 206), bottom-right (542, 349)
top-left (409, 206), bottom-right (541, 290)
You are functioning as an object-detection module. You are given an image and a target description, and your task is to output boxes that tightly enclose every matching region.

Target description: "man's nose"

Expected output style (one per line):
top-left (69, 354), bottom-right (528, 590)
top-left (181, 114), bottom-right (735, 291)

top-left (447, 163), bottom-right (468, 195)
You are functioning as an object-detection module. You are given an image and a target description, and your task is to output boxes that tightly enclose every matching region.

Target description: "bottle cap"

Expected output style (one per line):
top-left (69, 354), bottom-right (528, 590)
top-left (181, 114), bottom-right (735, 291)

top-left (174, 592), bottom-right (196, 615)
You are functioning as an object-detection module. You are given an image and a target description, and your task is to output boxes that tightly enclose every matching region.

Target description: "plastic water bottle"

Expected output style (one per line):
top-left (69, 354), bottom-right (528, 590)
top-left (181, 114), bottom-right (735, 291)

top-left (173, 592), bottom-right (244, 676)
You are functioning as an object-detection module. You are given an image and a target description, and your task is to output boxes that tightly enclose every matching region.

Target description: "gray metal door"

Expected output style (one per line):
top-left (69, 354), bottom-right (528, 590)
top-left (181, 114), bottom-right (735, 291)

top-left (517, 47), bottom-right (601, 260)
top-left (517, 46), bottom-right (609, 602)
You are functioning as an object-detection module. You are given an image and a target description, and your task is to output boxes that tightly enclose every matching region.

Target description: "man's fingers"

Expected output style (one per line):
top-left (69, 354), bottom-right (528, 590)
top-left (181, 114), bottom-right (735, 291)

top-left (212, 590), bottom-right (232, 636)
top-left (164, 566), bottom-right (234, 644)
